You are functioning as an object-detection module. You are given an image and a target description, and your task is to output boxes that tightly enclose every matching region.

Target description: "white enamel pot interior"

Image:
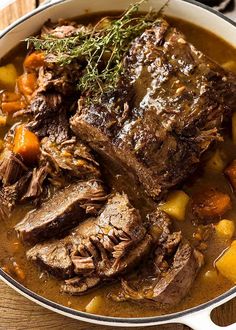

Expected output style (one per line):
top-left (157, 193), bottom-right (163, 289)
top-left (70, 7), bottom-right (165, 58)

top-left (0, 0), bottom-right (236, 329)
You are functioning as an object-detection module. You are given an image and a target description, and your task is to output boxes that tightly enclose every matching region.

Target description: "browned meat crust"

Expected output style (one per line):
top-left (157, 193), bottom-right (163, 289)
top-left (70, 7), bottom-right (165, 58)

top-left (71, 19), bottom-right (236, 200)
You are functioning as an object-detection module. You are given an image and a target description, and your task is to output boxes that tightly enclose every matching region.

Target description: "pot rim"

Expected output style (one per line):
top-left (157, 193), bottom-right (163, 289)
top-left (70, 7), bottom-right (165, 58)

top-left (0, 0), bottom-right (236, 326)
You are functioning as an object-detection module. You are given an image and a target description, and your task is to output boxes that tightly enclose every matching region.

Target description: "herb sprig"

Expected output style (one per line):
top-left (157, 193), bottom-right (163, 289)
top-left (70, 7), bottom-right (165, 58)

top-left (27, 0), bottom-right (161, 95)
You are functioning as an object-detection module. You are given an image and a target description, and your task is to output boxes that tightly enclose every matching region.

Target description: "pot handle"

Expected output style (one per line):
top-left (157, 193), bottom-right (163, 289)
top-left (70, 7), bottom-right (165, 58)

top-left (180, 303), bottom-right (236, 330)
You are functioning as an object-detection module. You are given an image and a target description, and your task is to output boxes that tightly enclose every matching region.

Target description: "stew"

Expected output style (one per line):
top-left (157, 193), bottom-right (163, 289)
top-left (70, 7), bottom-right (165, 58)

top-left (0, 4), bottom-right (236, 317)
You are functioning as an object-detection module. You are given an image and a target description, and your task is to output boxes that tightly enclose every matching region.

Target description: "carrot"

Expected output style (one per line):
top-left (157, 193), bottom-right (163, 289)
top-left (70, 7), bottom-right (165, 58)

top-left (23, 52), bottom-right (45, 71)
top-left (2, 91), bottom-right (21, 102)
top-left (17, 72), bottom-right (37, 100)
top-left (2, 100), bottom-right (26, 114)
top-left (192, 187), bottom-right (232, 223)
top-left (13, 124), bottom-right (40, 164)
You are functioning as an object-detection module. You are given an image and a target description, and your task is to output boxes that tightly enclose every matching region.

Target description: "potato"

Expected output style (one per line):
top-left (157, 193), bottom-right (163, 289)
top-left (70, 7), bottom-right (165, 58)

top-left (159, 190), bottom-right (190, 221)
top-left (222, 60), bottom-right (236, 72)
top-left (232, 112), bottom-right (236, 144)
top-left (0, 64), bottom-right (17, 89)
top-left (204, 149), bottom-right (225, 172)
top-left (215, 240), bottom-right (236, 283)
top-left (215, 219), bottom-right (235, 239)
top-left (85, 296), bottom-right (103, 314)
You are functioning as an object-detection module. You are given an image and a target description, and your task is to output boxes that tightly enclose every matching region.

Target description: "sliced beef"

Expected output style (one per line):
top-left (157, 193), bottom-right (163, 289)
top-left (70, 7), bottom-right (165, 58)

top-left (26, 238), bottom-right (74, 278)
top-left (41, 19), bottom-right (92, 39)
top-left (0, 150), bottom-right (28, 185)
top-left (15, 179), bottom-right (106, 244)
top-left (62, 275), bottom-right (101, 295)
top-left (0, 173), bottom-right (31, 220)
top-left (116, 241), bottom-right (203, 307)
top-left (27, 193), bottom-right (152, 294)
top-left (27, 93), bottom-right (70, 144)
top-left (0, 145), bottom-right (51, 218)
top-left (21, 164), bottom-right (50, 202)
top-left (41, 136), bottom-right (100, 179)
top-left (71, 19), bottom-right (236, 200)
top-left (113, 210), bottom-right (203, 307)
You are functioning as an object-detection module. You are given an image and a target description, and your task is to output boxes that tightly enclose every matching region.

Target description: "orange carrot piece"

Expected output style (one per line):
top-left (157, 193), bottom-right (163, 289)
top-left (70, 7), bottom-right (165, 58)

top-left (2, 91), bottom-right (21, 102)
top-left (23, 52), bottom-right (45, 70)
top-left (13, 125), bottom-right (40, 164)
top-left (2, 100), bottom-right (26, 114)
top-left (17, 72), bottom-right (37, 99)
top-left (192, 188), bottom-right (232, 222)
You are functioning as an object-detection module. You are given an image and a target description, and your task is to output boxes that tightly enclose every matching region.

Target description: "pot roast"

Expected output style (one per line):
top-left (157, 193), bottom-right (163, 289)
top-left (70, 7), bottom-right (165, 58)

top-left (71, 19), bottom-right (236, 200)
top-left (1, 7), bottom-right (236, 315)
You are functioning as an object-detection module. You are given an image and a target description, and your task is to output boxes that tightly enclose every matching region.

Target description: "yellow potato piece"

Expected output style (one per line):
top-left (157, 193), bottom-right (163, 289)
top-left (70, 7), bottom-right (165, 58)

top-left (232, 112), bottom-right (236, 145)
top-left (205, 149), bottom-right (225, 172)
top-left (222, 60), bottom-right (236, 72)
top-left (0, 64), bottom-right (17, 89)
top-left (216, 240), bottom-right (236, 283)
top-left (85, 296), bottom-right (103, 314)
top-left (215, 219), bottom-right (235, 239)
top-left (159, 190), bottom-right (190, 221)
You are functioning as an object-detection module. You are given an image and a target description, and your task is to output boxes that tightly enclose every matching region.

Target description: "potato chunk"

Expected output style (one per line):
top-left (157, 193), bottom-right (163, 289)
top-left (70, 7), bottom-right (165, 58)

top-left (159, 190), bottom-right (190, 221)
top-left (205, 149), bottom-right (225, 172)
top-left (0, 64), bottom-right (17, 89)
top-left (216, 241), bottom-right (236, 283)
top-left (85, 296), bottom-right (103, 314)
top-left (222, 60), bottom-right (236, 72)
top-left (215, 219), bottom-right (235, 239)
top-left (225, 160), bottom-right (236, 190)
top-left (192, 188), bottom-right (231, 223)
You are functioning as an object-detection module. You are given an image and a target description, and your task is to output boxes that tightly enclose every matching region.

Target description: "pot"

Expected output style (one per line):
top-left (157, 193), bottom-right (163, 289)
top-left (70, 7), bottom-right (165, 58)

top-left (0, 0), bottom-right (236, 328)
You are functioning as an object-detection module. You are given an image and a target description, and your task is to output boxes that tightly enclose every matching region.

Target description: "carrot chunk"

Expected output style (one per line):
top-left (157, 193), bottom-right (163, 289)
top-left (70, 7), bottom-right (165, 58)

top-left (2, 91), bottom-right (21, 102)
top-left (2, 100), bottom-right (26, 114)
top-left (225, 159), bottom-right (236, 190)
top-left (13, 125), bottom-right (40, 164)
top-left (23, 52), bottom-right (45, 70)
top-left (17, 72), bottom-right (37, 100)
top-left (192, 187), bottom-right (232, 223)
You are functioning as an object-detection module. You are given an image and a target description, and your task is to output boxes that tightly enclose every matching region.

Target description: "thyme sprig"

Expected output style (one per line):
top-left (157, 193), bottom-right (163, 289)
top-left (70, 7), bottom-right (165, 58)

top-left (27, 0), bottom-right (161, 95)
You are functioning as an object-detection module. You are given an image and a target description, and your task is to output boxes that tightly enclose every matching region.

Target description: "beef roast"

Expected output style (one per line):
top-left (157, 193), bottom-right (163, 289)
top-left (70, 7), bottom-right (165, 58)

top-left (15, 179), bottom-right (106, 244)
top-left (71, 19), bottom-right (236, 200)
top-left (113, 210), bottom-right (204, 307)
top-left (27, 193), bottom-right (152, 294)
